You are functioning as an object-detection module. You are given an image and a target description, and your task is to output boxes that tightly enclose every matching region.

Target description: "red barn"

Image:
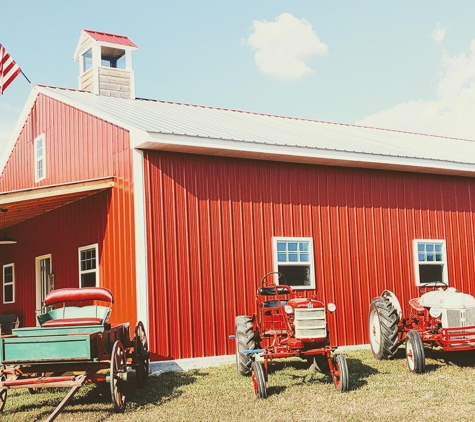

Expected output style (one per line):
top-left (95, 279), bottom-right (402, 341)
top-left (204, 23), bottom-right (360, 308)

top-left (1, 29), bottom-right (475, 362)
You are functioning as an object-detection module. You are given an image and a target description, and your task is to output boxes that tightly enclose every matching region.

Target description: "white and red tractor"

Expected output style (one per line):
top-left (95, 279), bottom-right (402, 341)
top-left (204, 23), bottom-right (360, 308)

top-left (233, 272), bottom-right (349, 398)
top-left (369, 282), bottom-right (475, 373)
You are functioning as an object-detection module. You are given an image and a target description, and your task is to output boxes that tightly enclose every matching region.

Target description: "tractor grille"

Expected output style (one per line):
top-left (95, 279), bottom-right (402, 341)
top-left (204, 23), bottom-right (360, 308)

top-left (446, 309), bottom-right (475, 328)
top-left (294, 308), bottom-right (326, 339)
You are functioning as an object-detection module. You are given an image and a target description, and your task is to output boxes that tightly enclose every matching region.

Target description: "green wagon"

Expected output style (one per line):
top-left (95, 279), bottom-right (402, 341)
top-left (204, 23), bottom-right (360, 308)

top-left (0, 287), bottom-right (149, 421)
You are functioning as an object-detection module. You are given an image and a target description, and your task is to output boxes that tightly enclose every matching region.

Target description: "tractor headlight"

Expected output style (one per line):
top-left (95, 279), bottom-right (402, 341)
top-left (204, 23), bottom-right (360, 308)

top-left (284, 305), bottom-right (293, 314)
top-left (429, 307), bottom-right (443, 318)
top-left (327, 303), bottom-right (337, 313)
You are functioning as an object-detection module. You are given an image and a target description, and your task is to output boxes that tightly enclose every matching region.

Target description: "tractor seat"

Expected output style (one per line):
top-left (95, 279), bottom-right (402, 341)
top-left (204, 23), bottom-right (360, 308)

top-left (258, 286), bottom-right (291, 296)
top-left (261, 300), bottom-right (288, 308)
top-left (42, 317), bottom-right (103, 328)
top-left (409, 298), bottom-right (424, 312)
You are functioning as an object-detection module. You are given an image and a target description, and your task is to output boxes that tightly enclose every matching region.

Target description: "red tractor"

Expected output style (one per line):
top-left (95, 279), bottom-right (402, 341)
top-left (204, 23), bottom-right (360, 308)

top-left (234, 272), bottom-right (349, 398)
top-left (369, 283), bottom-right (475, 373)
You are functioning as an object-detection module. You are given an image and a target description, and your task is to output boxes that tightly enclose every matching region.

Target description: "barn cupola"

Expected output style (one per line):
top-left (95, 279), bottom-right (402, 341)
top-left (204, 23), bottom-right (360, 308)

top-left (73, 29), bottom-right (138, 99)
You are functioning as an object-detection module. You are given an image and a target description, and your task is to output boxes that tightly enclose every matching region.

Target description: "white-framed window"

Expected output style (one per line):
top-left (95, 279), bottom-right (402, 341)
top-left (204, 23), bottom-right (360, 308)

top-left (272, 237), bottom-right (315, 289)
top-left (34, 134), bottom-right (46, 182)
top-left (79, 244), bottom-right (99, 288)
top-left (412, 239), bottom-right (448, 286)
top-left (3, 263), bottom-right (14, 304)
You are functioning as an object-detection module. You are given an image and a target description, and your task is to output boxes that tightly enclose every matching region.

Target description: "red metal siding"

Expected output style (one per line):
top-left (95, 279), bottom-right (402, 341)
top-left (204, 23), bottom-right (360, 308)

top-left (0, 94), bottom-right (137, 328)
top-left (144, 151), bottom-right (475, 360)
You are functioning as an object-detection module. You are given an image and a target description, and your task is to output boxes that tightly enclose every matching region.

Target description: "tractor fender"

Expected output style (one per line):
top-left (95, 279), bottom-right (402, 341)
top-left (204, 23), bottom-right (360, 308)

top-left (381, 290), bottom-right (402, 321)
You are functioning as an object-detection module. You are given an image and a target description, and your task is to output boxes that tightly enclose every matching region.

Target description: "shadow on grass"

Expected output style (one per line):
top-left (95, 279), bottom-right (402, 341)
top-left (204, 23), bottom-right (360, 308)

top-left (4, 370), bottom-right (203, 421)
top-left (265, 355), bottom-right (378, 392)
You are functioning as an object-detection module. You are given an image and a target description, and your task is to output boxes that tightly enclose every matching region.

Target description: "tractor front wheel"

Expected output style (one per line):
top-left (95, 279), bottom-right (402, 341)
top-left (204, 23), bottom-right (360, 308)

top-left (235, 316), bottom-right (258, 376)
top-left (405, 330), bottom-right (425, 374)
top-left (369, 296), bottom-right (399, 359)
top-left (332, 353), bottom-right (349, 393)
top-left (251, 361), bottom-right (267, 398)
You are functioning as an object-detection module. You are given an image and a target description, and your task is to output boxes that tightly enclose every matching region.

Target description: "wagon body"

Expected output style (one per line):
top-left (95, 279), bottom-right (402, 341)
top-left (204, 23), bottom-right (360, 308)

top-left (0, 287), bottom-right (149, 421)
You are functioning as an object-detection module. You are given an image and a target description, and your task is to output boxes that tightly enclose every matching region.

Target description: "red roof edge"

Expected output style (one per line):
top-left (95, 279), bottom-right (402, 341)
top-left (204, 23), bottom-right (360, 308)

top-left (83, 29), bottom-right (138, 48)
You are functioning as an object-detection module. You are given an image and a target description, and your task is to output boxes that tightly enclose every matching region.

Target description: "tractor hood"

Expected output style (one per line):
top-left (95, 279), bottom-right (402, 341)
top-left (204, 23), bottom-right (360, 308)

top-left (420, 287), bottom-right (475, 309)
top-left (287, 298), bottom-right (325, 309)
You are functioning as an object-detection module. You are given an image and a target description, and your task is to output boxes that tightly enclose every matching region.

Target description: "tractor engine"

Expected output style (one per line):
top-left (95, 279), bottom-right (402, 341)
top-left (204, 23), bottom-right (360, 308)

top-left (284, 298), bottom-right (329, 340)
top-left (419, 287), bottom-right (475, 329)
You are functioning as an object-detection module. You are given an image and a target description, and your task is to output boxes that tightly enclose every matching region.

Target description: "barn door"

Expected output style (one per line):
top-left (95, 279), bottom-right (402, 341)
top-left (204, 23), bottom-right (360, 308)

top-left (35, 254), bottom-right (53, 313)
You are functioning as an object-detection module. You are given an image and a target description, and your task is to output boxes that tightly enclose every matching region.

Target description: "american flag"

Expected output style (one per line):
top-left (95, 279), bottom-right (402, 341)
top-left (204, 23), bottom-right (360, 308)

top-left (0, 43), bottom-right (21, 95)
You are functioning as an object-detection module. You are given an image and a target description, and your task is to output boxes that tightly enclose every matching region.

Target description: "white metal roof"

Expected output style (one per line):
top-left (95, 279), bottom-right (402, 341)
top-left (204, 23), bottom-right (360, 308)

top-left (5, 85), bottom-right (475, 176)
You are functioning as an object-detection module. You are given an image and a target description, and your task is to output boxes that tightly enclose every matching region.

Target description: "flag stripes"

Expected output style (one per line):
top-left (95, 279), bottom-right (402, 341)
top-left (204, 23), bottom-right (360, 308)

top-left (0, 43), bottom-right (21, 95)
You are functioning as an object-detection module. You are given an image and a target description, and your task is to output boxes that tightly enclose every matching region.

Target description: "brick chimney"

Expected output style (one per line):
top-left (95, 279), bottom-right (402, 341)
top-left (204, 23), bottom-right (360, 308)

top-left (73, 29), bottom-right (138, 99)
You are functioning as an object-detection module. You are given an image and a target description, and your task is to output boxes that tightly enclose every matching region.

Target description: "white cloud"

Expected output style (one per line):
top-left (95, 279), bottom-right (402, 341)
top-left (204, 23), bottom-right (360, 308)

top-left (357, 39), bottom-right (475, 140)
top-left (431, 23), bottom-right (446, 42)
top-left (247, 13), bottom-right (328, 81)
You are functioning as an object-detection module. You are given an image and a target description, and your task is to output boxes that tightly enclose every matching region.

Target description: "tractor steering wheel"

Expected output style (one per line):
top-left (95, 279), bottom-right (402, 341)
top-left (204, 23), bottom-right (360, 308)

top-left (260, 272), bottom-right (287, 287)
top-left (418, 281), bottom-right (448, 296)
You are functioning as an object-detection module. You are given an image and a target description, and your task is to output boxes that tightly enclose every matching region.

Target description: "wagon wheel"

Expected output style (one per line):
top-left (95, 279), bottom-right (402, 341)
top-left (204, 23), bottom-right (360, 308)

top-left (134, 321), bottom-right (150, 387)
top-left (251, 361), bottom-right (267, 399)
top-left (110, 341), bottom-right (127, 412)
top-left (0, 374), bottom-right (6, 412)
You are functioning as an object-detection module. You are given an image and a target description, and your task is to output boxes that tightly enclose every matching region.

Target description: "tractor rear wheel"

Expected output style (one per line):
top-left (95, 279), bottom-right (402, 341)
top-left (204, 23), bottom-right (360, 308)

top-left (405, 330), bottom-right (425, 374)
top-left (369, 296), bottom-right (399, 359)
top-left (235, 316), bottom-right (258, 376)
top-left (332, 354), bottom-right (349, 393)
top-left (251, 361), bottom-right (267, 399)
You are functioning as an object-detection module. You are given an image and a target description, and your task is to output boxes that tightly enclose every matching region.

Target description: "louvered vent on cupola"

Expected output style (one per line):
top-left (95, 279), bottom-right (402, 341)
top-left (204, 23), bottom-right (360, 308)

top-left (73, 29), bottom-right (138, 99)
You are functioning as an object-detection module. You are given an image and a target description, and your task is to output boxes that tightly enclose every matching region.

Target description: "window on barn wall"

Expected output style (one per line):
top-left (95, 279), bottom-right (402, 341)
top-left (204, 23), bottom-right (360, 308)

top-left (34, 134), bottom-right (46, 182)
top-left (272, 237), bottom-right (315, 289)
top-left (412, 239), bottom-right (448, 285)
top-left (78, 244), bottom-right (99, 288)
top-left (3, 263), bottom-right (14, 304)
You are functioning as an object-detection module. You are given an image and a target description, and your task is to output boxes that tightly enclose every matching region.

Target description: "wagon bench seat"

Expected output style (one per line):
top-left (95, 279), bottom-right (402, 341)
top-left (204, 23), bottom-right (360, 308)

top-left (42, 317), bottom-right (103, 327)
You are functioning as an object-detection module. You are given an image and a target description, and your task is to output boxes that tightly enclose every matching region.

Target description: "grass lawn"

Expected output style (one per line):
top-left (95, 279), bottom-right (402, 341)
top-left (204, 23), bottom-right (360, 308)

top-left (2, 348), bottom-right (475, 421)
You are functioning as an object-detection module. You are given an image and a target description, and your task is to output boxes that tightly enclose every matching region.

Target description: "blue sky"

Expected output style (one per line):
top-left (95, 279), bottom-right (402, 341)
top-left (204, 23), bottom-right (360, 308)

top-left (2, 1), bottom-right (475, 154)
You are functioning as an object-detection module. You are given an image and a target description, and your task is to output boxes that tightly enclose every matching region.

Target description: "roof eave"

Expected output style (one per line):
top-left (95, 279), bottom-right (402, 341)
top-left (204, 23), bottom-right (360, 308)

top-left (134, 131), bottom-right (475, 178)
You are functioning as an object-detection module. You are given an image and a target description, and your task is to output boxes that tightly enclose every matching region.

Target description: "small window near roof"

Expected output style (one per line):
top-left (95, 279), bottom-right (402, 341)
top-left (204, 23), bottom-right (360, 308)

top-left (413, 239), bottom-right (448, 285)
top-left (101, 46), bottom-right (125, 69)
top-left (272, 237), bottom-right (315, 289)
top-left (79, 244), bottom-right (99, 288)
top-left (34, 134), bottom-right (46, 182)
top-left (83, 48), bottom-right (93, 72)
top-left (3, 263), bottom-right (14, 304)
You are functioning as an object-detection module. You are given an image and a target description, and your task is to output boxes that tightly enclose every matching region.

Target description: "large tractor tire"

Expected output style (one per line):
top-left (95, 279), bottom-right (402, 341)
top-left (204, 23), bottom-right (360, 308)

top-left (369, 296), bottom-right (399, 359)
top-left (235, 316), bottom-right (258, 376)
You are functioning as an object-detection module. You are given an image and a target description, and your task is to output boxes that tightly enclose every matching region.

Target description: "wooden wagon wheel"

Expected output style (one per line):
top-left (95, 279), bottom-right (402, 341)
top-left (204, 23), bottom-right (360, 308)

top-left (0, 374), bottom-right (7, 412)
top-left (134, 321), bottom-right (149, 387)
top-left (110, 341), bottom-right (127, 412)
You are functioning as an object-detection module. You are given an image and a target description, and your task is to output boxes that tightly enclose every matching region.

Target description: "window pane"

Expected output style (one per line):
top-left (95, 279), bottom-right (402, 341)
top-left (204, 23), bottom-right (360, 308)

top-left (4, 285), bottom-right (13, 302)
top-left (81, 249), bottom-right (96, 270)
top-left (435, 254), bottom-right (442, 261)
top-left (435, 244), bottom-right (442, 252)
top-left (278, 265), bottom-right (310, 287)
top-left (418, 244), bottom-right (425, 252)
top-left (299, 242), bottom-right (308, 252)
top-left (288, 242), bottom-right (298, 251)
top-left (419, 264), bottom-right (443, 284)
top-left (81, 273), bottom-right (96, 288)
top-left (427, 254), bottom-right (434, 261)
top-left (288, 253), bottom-right (298, 262)
top-left (300, 253), bottom-right (309, 262)
top-left (4, 267), bottom-right (12, 283)
top-left (277, 242), bottom-right (286, 252)
top-left (277, 253), bottom-right (287, 262)
top-left (418, 253), bottom-right (425, 262)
